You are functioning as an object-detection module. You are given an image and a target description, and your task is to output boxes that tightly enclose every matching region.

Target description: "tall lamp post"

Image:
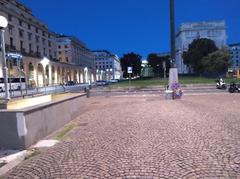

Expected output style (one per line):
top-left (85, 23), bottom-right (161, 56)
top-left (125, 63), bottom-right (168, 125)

top-left (0, 15), bottom-right (10, 102)
top-left (169, 0), bottom-right (178, 88)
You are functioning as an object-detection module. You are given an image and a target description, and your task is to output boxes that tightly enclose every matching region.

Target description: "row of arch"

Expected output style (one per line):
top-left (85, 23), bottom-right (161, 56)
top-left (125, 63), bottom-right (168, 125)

top-left (22, 58), bottom-right (96, 87)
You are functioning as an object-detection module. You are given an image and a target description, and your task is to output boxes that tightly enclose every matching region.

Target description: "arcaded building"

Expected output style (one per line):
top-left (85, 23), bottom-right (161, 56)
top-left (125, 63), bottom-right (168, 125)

top-left (0, 0), bottom-right (96, 87)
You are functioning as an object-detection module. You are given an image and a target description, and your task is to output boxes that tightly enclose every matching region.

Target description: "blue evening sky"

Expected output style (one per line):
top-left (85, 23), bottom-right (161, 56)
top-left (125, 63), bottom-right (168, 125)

top-left (20, 0), bottom-right (240, 59)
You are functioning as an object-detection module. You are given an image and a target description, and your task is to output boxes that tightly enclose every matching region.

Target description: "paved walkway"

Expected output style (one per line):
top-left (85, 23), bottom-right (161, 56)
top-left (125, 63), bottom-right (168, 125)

top-left (4, 94), bottom-right (240, 178)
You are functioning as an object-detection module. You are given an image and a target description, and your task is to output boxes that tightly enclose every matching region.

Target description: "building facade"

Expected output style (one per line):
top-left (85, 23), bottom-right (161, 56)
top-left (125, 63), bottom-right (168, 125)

top-left (141, 60), bottom-right (154, 77)
top-left (176, 21), bottom-right (227, 74)
top-left (93, 50), bottom-right (122, 81)
top-left (228, 43), bottom-right (240, 77)
top-left (56, 35), bottom-right (96, 83)
top-left (0, 0), bottom-right (95, 87)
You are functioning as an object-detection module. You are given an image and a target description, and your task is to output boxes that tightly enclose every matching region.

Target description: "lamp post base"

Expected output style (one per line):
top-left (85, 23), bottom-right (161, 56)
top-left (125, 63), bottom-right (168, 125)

top-left (165, 67), bottom-right (181, 100)
top-left (169, 68), bottom-right (178, 87)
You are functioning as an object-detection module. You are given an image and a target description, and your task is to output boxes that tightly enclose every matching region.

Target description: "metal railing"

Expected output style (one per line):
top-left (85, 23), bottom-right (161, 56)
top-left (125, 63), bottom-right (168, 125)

top-left (0, 83), bottom-right (91, 99)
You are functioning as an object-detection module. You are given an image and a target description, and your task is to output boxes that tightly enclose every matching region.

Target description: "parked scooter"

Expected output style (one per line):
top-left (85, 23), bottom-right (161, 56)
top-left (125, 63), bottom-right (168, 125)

top-left (229, 82), bottom-right (240, 93)
top-left (216, 78), bottom-right (227, 89)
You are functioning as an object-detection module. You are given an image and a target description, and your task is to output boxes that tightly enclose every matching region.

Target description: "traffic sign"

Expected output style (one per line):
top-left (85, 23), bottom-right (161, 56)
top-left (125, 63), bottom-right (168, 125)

top-left (128, 67), bottom-right (132, 74)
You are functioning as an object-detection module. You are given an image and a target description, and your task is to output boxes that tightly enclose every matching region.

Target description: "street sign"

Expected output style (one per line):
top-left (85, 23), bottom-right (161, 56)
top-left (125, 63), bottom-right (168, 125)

top-left (127, 67), bottom-right (132, 74)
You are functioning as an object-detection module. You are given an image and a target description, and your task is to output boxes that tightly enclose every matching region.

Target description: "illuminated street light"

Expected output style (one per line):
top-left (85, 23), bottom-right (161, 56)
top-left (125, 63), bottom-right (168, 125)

top-left (0, 16), bottom-right (8, 28)
top-left (0, 15), bottom-right (10, 102)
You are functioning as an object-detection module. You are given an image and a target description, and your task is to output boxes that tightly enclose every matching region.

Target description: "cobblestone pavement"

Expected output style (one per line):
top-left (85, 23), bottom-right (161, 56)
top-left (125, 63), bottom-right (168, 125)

top-left (4, 94), bottom-right (240, 178)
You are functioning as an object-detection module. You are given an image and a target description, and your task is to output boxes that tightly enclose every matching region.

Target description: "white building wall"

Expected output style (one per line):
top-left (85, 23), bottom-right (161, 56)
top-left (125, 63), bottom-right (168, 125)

top-left (93, 50), bottom-right (122, 80)
top-left (176, 21), bottom-right (227, 74)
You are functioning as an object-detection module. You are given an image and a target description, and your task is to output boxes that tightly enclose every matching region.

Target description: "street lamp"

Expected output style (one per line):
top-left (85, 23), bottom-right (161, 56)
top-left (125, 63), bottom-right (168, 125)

top-left (169, 0), bottom-right (178, 88)
top-left (0, 15), bottom-right (10, 102)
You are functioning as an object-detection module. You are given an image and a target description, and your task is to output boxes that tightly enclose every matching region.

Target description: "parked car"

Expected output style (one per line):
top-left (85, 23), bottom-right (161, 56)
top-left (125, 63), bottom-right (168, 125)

top-left (65, 81), bottom-right (76, 86)
top-left (95, 80), bottom-right (109, 86)
top-left (109, 79), bottom-right (119, 83)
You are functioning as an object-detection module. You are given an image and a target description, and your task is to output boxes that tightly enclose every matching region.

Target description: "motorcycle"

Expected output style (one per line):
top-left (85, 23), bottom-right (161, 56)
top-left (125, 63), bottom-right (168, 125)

top-left (228, 82), bottom-right (240, 93)
top-left (216, 79), bottom-right (227, 89)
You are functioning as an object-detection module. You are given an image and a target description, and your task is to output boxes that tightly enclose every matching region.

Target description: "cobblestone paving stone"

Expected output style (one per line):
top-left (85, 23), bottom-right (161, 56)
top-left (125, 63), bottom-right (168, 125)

top-left (4, 94), bottom-right (240, 178)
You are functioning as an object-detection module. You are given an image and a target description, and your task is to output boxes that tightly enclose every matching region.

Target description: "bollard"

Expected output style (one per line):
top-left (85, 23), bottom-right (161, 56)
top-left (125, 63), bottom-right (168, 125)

top-left (86, 88), bottom-right (90, 98)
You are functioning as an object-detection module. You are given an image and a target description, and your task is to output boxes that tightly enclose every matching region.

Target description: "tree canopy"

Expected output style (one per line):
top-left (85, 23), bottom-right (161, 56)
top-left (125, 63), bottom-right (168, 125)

top-left (183, 38), bottom-right (218, 74)
top-left (147, 53), bottom-right (171, 77)
top-left (120, 52), bottom-right (142, 78)
top-left (201, 48), bottom-right (231, 75)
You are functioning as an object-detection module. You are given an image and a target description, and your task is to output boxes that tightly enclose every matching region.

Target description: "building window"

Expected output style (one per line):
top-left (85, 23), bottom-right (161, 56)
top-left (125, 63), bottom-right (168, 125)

top-left (35, 27), bottom-right (38, 33)
top-left (8, 25), bottom-right (13, 35)
top-left (58, 51), bottom-right (62, 54)
top-left (35, 35), bottom-right (39, 43)
top-left (29, 43), bottom-right (32, 53)
top-left (48, 33), bottom-right (51, 38)
top-left (36, 45), bottom-right (39, 52)
top-left (10, 37), bottom-right (14, 47)
top-left (28, 32), bottom-right (32, 41)
top-left (43, 48), bottom-right (46, 55)
top-left (58, 45), bottom-right (61, 49)
top-left (19, 29), bottom-right (24, 38)
top-left (28, 24), bottom-right (31, 30)
top-left (42, 31), bottom-right (45, 36)
top-left (19, 20), bottom-right (22, 26)
top-left (66, 57), bottom-right (69, 62)
top-left (20, 41), bottom-right (24, 50)
top-left (65, 45), bottom-right (68, 48)
top-left (48, 41), bottom-right (51, 47)
top-left (42, 38), bottom-right (46, 45)
top-left (8, 14), bottom-right (12, 21)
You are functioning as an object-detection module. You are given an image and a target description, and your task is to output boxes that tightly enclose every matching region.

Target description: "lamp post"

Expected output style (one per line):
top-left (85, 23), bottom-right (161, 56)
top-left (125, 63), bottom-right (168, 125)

top-left (170, 0), bottom-right (176, 67)
top-left (168, 0), bottom-right (178, 89)
top-left (0, 15), bottom-right (10, 102)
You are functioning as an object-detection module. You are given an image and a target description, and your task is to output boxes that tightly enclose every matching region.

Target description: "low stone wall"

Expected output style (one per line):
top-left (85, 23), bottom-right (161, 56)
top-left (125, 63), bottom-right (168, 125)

top-left (0, 93), bottom-right (86, 150)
